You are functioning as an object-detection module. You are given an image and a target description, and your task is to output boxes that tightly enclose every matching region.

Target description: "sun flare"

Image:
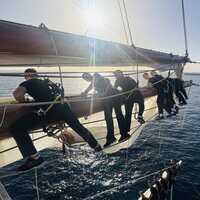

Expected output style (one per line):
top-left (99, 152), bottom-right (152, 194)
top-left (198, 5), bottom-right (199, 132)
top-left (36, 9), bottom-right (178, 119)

top-left (85, 7), bottom-right (105, 29)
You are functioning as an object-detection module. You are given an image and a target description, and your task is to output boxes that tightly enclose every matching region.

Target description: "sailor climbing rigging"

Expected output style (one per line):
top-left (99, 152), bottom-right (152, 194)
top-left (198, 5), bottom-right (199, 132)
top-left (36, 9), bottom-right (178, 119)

top-left (10, 68), bottom-right (102, 171)
top-left (143, 72), bottom-right (175, 120)
top-left (150, 70), bottom-right (179, 114)
top-left (113, 70), bottom-right (145, 132)
top-left (166, 77), bottom-right (188, 105)
top-left (81, 72), bottom-right (130, 148)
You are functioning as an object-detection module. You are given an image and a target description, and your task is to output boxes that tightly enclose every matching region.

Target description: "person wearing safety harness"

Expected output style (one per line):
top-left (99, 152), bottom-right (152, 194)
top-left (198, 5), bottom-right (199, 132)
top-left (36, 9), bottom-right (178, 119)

top-left (81, 72), bottom-right (130, 148)
top-left (113, 70), bottom-right (145, 133)
top-left (10, 68), bottom-right (102, 172)
top-left (150, 70), bottom-right (179, 114)
top-left (143, 72), bottom-right (175, 120)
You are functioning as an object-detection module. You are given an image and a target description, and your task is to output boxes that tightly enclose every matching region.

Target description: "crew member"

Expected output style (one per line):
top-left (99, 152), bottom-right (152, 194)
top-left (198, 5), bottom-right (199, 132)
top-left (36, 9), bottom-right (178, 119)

top-left (113, 70), bottom-right (145, 133)
top-left (166, 77), bottom-right (188, 105)
top-left (10, 68), bottom-right (102, 171)
top-left (81, 72), bottom-right (130, 148)
top-left (150, 70), bottom-right (178, 113)
top-left (143, 72), bottom-right (174, 120)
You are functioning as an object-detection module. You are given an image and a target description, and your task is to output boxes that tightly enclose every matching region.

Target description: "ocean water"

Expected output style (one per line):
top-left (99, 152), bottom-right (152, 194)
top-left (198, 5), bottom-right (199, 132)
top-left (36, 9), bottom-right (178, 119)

top-left (0, 74), bottom-right (200, 200)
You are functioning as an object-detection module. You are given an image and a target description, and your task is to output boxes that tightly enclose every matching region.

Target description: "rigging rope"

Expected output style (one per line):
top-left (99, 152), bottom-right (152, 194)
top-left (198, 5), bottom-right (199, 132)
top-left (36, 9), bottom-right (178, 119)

top-left (34, 168), bottom-right (40, 200)
top-left (49, 33), bottom-right (65, 102)
top-left (158, 123), bottom-right (162, 155)
top-left (0, 106), bottom-right (7, 128)
top-left (122, 0), bottom-right (134, 45)
top-left (82, 163), bottom-right (181, 200)
top-left (170, 184), bottom-right (174, 200)
top-left (117, 0), bottom-right (129, 44)
top-left (181, 0), bottom-right (189, 56)
top-left (0, 61), bottom-right (183, 79)
top-left (0, 65), bottom-right (179, 109)
top-left (189, 179), bottom-right (200, 198)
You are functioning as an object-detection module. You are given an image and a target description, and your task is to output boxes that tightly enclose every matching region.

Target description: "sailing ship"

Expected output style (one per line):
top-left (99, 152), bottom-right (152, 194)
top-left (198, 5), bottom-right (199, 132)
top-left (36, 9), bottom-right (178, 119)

top-left (0, 17), bottom-right (189, 168)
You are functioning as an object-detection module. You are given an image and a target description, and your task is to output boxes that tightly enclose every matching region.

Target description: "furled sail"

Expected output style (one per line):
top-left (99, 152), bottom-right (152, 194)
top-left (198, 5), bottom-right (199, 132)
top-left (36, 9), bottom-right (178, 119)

top-left (0, 20), bottom-right (188, 69)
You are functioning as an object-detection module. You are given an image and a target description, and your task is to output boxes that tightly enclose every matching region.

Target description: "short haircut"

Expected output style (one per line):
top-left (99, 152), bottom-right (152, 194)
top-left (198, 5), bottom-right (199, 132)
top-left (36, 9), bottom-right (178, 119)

top-left (143, 72), bottom-right (149, 76)
top-left (150, 70), bottom-right (157, 74)
top-left (113, 70), bottom-right (123, 76)
top-left (24, 68), bottom-right (38, 78)
top-left (82, 72), bottom-right (91, 79)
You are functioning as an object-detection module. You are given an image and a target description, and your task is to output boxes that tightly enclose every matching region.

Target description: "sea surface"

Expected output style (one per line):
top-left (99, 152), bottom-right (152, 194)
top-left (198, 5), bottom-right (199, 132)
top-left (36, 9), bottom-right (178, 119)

top-left (0, 74), bottom-right (200, 200)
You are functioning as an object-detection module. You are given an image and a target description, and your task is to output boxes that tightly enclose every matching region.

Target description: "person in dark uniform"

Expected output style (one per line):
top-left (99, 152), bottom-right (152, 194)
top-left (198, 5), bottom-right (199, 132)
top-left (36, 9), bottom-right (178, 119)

top-left (81, 72), bottom-right (130, 148)
top-left (10, 68), bottom-right (102, 171)
top-left (150, 70), bottom-right (179, 113)
top-left (113, 70), bottom-right (145, 133)
top-left (143, 72), bottom-right (174, 120)
top-left (166, 77), bottom-right (188, 105)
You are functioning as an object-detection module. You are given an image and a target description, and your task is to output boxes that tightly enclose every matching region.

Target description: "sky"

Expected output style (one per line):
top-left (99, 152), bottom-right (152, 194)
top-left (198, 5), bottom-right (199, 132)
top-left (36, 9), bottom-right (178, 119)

top-left (0, 0), bottom-right (200, 72)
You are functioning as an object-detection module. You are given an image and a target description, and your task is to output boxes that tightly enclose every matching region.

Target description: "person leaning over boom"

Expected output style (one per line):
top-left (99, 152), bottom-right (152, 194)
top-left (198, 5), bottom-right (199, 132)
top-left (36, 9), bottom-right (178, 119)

top-left (166, 77), bottom-right (188, 105)
top-left (143, 72), bottom-right (175, 120)
top-left (113, 70), bottom-right (145, 133)
top-left (9, 68), bottom-right (102, 172)
top-left (81, 72), bottom-right (130, 148)
top-left (150, 70), bottom-right (179, 114)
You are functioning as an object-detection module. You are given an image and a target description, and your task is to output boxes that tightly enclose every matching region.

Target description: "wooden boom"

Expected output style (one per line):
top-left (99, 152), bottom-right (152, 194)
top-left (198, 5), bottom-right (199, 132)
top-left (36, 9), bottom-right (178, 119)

top-left (0, 87), bottom-right (156, 140)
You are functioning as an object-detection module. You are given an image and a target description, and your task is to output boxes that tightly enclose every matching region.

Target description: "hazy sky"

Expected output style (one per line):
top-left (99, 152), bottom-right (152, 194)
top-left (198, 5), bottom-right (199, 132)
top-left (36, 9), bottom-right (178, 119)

top-left (0, 0), bottom-right (199, 72)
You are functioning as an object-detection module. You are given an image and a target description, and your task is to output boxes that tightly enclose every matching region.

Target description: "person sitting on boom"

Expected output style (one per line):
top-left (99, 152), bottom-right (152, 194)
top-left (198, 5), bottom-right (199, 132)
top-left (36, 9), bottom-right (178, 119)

top-left (81, 72), bottom-right (130, 148)
top-left (113, 70), bottom-right (145, 133)
top-left (10, 68), bottom-right (102, 172)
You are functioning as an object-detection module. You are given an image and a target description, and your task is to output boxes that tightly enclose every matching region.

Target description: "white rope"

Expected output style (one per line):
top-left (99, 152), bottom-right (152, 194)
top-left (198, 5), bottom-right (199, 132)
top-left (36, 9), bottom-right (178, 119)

top-left (180, 85), bottom-right (192, 129)
top-left (124, 138), bottom-right (130, 169)
top-left (0, 63), bottom-right (180, 108)
top-left (49, 32), bottom-right (65, 104)
top-left (158, 123), bottom-right (162, 155)
top-left (82, 164), bottom-right (179, 200)
top-left (170, 184), bottom-right (174, 200)
top-left (190, 181), bottom-right (200, 198)
top-left (0, 62), bottom-right (182, 78)
top-left (183, 175), bottom-right (200, 199)
top-left (0, 86), bottom-right (144, 107)
top-left (117, 0), bottom-right (129, 44)
top-left (0, 106), bottom-right (7, 127)
top-left (34, 168), bottom-right (40, 200)
top-left (180, 104), bottom-right (188, 130)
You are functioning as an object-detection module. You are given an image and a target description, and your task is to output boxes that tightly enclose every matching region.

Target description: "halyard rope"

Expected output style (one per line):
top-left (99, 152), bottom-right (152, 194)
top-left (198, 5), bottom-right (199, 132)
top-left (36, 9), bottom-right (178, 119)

top-left (117, 0), bottom-right (129, 44)
top-left (181, 0), bottom-right (189, 56)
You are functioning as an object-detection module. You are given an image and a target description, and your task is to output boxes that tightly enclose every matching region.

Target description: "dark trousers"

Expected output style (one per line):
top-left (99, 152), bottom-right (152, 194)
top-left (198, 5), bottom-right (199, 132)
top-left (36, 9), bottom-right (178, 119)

top-left (9, 103), bottom-right (98, 158)
top-left (175, 86), bottom-right (187, 103)
top-left (174, 80), bottom-right (188, 103)
top-left (168, 84), bottom-right (176, 106)
top-left (104, 87), bottom-right (127, 141)
top-left (157, 91), bottom-right (172, 115)
top-left (180, 88), bottom-right (188, 99)
top-left (125, 90), bottom-right (144, 132)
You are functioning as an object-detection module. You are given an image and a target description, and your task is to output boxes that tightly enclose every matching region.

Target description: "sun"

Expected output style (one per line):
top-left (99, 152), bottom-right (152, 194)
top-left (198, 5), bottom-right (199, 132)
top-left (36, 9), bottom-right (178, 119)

top-left (85, 7), bottom-right (105, 29)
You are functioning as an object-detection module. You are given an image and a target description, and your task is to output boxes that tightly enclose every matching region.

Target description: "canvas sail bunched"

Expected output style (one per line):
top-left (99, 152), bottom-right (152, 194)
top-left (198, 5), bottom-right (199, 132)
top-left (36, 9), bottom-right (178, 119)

top-left (0, 20), bottom-right (188, 69)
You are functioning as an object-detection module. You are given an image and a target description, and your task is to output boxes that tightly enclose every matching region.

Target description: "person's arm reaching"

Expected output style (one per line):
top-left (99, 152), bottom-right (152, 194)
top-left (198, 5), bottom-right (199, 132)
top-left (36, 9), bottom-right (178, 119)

top-left (13, 86), bottom-right (27, 102)
top-left (114, 79), bottom-right (119, 88)
top-left (81, 83), bottom-right (93, 97)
